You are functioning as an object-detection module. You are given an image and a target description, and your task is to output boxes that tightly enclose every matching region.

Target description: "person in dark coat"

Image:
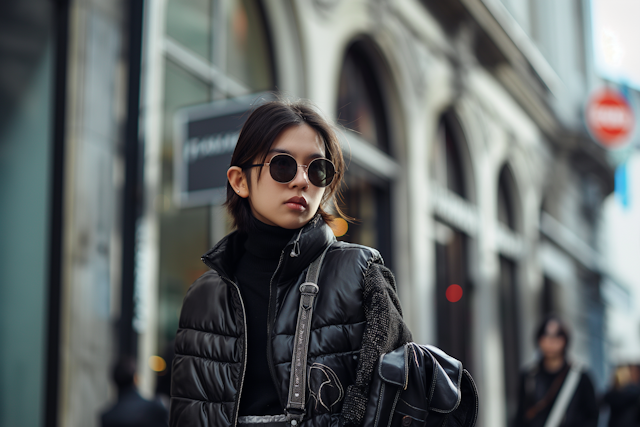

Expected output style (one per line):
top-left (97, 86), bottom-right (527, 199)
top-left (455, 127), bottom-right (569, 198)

top-left (169, 99), bottom-right (412, 427)
top-left (101, 356), bottom-right (168, 427)
top-left (602, 364), bottom-right (640, 427)
top-left (512, 316), bottom-right (598, 427)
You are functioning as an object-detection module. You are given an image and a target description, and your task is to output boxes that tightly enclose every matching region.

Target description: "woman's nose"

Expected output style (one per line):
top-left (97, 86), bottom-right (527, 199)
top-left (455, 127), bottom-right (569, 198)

top-left (290, 165), bottom-right (309, 188)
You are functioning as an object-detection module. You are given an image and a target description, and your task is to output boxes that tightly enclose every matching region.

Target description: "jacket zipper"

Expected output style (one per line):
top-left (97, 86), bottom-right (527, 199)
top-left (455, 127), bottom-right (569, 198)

top-left (202, 257), bottom-right (248, 427)
top-left (266, 250), bottom-right (286, 408)
top-left (202, 222), bottom-right (309, 415)
top-left (289, 228), bottom-right (303, 257)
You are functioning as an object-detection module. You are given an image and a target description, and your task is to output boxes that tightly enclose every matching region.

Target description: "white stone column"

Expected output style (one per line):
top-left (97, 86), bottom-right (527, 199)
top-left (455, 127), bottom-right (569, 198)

top-left (475, 118), bottom-right (507, 427)
top-left (136, 0), bottom-right (167, 398)
top-left (58, 1), bottom-right (127, 426)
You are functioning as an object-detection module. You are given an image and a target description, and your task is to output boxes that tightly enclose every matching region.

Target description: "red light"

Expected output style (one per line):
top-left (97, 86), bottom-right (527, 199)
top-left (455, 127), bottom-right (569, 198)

top-left (446, 284), bottom-right (463, 302)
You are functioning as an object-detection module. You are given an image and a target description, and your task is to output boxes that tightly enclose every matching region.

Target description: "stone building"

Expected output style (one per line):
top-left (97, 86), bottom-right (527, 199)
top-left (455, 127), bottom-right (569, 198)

top-left (0, 1), bottom-right (614, 426)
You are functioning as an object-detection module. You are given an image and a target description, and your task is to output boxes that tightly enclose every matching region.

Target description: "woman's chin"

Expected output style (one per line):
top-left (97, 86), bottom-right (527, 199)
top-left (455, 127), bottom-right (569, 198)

top-left (252, 207), bottom-right (317, 229)
top-left (276, 214), bottom-right (315, 230)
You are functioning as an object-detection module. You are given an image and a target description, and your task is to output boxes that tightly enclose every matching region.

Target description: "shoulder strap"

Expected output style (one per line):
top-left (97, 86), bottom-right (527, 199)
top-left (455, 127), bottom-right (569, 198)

top-left (285, 246), bottom-right (330, 426)
top-left (543, 364), bottom-right (582, 427)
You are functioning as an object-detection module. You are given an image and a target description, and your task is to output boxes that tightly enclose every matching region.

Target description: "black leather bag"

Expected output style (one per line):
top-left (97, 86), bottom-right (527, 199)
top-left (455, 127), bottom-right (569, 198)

top-left (363, 343), bottom-right (479, 427)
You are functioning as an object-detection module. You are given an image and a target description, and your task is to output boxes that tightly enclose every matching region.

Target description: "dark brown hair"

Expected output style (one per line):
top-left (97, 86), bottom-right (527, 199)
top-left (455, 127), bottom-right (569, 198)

top-left (225, 98), bottom-right (346, 231)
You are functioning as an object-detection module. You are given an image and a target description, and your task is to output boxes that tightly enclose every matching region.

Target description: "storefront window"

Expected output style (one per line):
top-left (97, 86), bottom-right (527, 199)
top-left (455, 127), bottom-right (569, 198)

top-left (498, 166), bottom-right (521, 422)
top-left (337, 44), bottom-right (390, 153)
top-left (156, 59), bottom-right (213, 366)
top-left (340, 169), bottom-right (393, 263)
top-left (435, 229), bottom-right (472, 365)
top-left (163, 60), bottom-right (211, 149)
top-left (166, 0), bottom-right (273, 92)
top-left (432, 117), bottom-right (473, 368)
top-left (226, 0), bottom-right (273, 92)
top-left (336, 42), bottom-right (393, 266)
top-left (154, 0), bottom-right (275, 376)
top-left (499, 255), bottom-right (519, 420)
top-left (166, 0), bottom-right (211, 61)
top-left (0, 2), bottom-right (54, 422)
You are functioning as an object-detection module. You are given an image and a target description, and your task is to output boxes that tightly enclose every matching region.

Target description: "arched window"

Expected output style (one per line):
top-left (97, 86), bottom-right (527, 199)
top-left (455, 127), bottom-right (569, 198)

top-left (431, 116), bottom-right (473, 369)
top-left (336, 41), bottom-right (394, 267)
top-left (497, 165), bottom-right (521, 422)
top-left (337, 44), bottom-right (390, 153)
top-left (431, 119), bottom-right (465, 197)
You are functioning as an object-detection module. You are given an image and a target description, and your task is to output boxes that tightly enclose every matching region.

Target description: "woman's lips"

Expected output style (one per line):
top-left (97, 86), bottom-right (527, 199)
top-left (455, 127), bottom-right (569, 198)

top-left (285, 196), bottom-right (308, 211)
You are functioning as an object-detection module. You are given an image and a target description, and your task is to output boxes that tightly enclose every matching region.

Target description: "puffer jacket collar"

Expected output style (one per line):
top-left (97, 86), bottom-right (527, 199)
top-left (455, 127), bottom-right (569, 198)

top-left (201, 214), bottom-right (336, 281)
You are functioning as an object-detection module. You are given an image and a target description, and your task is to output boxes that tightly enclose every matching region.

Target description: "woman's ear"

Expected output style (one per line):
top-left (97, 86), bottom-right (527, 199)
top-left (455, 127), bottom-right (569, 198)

top-left (227, 166), bottom-right (249, 198)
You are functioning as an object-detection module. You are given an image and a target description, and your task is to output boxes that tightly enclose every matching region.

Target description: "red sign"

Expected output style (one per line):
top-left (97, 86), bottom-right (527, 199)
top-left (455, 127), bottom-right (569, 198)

top-left (586, 89), bottom-right (634, 148)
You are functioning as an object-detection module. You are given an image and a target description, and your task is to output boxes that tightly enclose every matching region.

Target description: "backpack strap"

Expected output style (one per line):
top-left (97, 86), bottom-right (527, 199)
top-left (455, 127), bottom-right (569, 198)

top-left (285, 246), bottom-right (330, 426)
top-left (543, 364), bottom-right (582, 427)
top-left (525, 364), bottom-right (569, 421)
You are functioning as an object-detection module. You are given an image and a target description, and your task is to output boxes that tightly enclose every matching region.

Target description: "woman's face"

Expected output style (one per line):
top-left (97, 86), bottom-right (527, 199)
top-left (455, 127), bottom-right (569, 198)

top-left (247, 124), bottom-right (327, 229)
top-left (538, 321), bottom-right (566, 359)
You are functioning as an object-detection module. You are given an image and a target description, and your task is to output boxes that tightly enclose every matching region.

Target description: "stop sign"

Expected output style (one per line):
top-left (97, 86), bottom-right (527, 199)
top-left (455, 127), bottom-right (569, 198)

top-left (586, 89), bottom-right (635, 148)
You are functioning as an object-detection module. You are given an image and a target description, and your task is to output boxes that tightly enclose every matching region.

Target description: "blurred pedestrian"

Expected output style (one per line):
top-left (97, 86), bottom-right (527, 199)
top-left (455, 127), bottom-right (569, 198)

top-left (602, 364), bottom-right (640, 427)
top-left (512, 316), bottom-right (598, 427)
top-left (169, 99), bottom-right (412, 427)
top-left (100, 356), bottom-right (168, 427)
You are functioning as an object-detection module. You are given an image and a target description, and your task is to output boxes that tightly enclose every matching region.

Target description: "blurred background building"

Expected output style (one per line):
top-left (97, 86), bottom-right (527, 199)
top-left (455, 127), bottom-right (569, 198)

top-left (2, 0), bottom-right (639, 426)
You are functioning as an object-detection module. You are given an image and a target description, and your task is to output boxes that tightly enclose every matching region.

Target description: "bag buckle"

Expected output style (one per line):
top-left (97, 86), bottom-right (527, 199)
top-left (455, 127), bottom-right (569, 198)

top-left (285, 410), bottom-right (304, 426)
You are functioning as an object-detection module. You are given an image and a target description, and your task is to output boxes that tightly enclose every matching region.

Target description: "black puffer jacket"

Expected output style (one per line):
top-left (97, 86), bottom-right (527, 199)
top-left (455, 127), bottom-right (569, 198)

top-left (170, 216), bottom-right (411, 427)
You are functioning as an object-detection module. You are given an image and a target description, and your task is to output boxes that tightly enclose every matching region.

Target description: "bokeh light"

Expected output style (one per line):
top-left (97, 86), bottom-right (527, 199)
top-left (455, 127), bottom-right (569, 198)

top-left (149, 355), bottom-right (167, 373)
top-left (331, 217), bottom-right (349, 237)
top-left (446, 284), bottom-right (463, 303)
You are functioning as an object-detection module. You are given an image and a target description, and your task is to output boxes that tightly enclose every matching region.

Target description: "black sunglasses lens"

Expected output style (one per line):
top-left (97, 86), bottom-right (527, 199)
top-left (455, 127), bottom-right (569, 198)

top-left (269, 155), bottom-right (297, 183)
top-left (309, 159), bottom-right (335, 187)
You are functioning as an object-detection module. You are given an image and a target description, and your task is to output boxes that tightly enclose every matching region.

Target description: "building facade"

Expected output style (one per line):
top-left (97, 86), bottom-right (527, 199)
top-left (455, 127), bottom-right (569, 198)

top-left (136, 1), bottom-right (614, 426)
top-left (0, 1), bottom-right (616, 427)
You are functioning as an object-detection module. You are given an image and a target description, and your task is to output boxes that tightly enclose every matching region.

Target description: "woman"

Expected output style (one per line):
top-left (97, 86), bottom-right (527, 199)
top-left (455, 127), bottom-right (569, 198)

top-left (170, 99), bottom-right (412, 427)
top-left (512, 316), bottom-right (598, 427)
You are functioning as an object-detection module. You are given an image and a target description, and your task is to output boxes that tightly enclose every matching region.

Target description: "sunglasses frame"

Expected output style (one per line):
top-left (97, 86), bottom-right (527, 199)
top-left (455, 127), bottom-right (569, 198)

top-left (245, 153), bottom-right (336, 188)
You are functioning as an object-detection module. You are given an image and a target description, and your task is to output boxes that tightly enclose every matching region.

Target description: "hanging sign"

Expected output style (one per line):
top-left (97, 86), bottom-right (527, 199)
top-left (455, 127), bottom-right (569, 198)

top-left (174, 93), bottom-right (270, 207)
top-left (585, 89), bottom-right (634, 149)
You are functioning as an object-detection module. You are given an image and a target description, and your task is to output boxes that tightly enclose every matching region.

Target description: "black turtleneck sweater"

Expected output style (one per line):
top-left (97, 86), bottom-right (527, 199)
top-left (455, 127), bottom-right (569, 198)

top-left (236, 218), bottom-right (297, 416)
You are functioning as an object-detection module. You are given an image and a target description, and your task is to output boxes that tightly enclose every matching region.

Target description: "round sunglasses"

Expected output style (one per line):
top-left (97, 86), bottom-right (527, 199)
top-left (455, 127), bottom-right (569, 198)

top-left (246, 153), bottom-right (336, 188)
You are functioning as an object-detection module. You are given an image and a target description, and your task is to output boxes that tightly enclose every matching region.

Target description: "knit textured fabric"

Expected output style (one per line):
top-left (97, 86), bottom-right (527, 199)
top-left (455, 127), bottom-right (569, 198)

top-left (341, 263), bottom-right (413, 427)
